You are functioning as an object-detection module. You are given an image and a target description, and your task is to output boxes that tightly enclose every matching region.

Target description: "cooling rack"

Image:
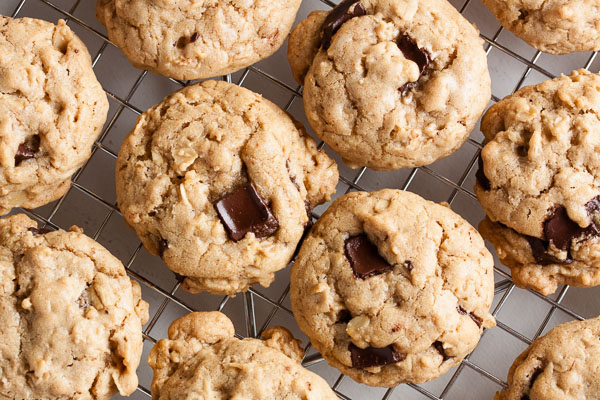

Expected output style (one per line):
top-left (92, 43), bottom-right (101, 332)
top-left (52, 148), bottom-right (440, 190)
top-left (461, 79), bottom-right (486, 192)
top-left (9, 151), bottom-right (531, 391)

top-left (3, 0), bottom-right (600, 398)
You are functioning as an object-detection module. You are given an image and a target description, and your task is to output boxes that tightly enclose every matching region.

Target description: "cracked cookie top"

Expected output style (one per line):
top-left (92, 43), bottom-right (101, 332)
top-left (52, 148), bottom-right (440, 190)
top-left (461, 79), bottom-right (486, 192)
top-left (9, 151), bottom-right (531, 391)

top-left (482, 0), bottom-right (600, 55)
top-left (116, 80), bottom-right (338, 296)
top-left (148, 311), bottom-right (338, 399)
top-left (0, 214), bottom-right (149, 400)
top-left (495, 316), bottom-right (600, 400)
top-left (0, 16), bottom-right (108, 215)
top-left (96, 0), bottom-right (301, 80)
top-left (290, 189), bottom-right (495, 387)
top-left (287, 0), bottom-right (491, 170)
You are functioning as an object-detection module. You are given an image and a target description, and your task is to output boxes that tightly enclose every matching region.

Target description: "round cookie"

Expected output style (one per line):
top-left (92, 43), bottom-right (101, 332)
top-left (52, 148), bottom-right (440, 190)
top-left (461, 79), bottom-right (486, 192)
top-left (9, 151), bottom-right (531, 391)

top-left (96, 0), bottom-right (301, 80)
top-left (495, 316), bottom-right (600, 400)
top-left (148, 311), bottom-right (338, 399)
top-left (475, 69), bottom-right (600, 295)
top-left (290, 189), bottom-right (496, 387)
top-left (287, 0), bottom-right (491, 170)
top-left (482, 0), bottom-right (600, 55)
top-left (116, 80), bottom-right (338, 296)
top-left (0, 16), bottom-right (109, 215)
top-left (0, 214), bottom-right (149, 400)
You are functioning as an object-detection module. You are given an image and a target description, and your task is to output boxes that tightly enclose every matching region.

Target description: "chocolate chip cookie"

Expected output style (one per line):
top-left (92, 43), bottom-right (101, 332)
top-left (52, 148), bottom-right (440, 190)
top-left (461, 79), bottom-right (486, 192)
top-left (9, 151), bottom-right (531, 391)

top-left (475, 69), bottom-right (600, 295)
top-left (495, 316), bottom-right (600, 400)
top-left (482, 0), bottom-right (600, 55)
top-left (96, 0), bottom-right (301, 80)
top-left (287, 0), bottom-right (491, 170)
top-left (0, 16), bottom-right (109, 215)
top-left (116, 80), bottom-right (338, 296)
top-left (148, 311), bottom-right (338, 399)
top-left (290, 189), bottom-right (496, 387)
top-left (0, 214), bottom-right (149, 400)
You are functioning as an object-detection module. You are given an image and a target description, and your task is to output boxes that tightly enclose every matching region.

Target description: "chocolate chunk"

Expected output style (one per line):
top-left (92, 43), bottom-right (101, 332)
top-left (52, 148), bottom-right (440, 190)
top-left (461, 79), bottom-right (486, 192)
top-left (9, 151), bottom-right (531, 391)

top-left (404, 260), bottom-right (413, 272)
top-left (15, 135), bottom-right (40, 166)
top-left (158, 238), bottom-right (169, 257)
top-left (433, 341), bottom-right (450, 361)
top-left (525, 235), bottom-right (571, 265)
top-left (397, 35), bottom-right (429, 75)
top-left (349, 343), bottom-right (404, 368)
top-left (475, 156), bottom-right (491, 191)
top-left (397, 35), bottom-right (430, 95)
top-left (457, 306), bottom-right (483, 328)
top-left (214, 183), bottom-right (279, 242)
top-left (544, 205), bottom-right (598, 251)
top-left (321, 0), bottom-right (366, 49)
top-left (190, 32), bottom-right (199, 43)
top-left (344, 234), bottom-right (393, 279)
top-left (336, 309), bottom-right (352, 324)
top-left (27, 226), bottom-right (52, 235)
top-left (586, 196), bottom-right (600, 216)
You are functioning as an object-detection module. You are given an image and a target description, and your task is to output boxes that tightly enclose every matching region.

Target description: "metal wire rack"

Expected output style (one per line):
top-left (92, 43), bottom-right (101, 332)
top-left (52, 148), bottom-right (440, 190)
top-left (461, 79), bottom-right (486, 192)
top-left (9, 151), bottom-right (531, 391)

top-left (4, 0), bottom-right (600, 398)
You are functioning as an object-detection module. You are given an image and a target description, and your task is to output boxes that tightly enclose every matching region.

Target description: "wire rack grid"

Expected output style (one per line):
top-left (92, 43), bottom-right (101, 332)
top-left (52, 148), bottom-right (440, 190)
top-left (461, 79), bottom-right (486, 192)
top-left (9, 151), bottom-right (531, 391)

top-left (3, 0), bottom-right (600, 398)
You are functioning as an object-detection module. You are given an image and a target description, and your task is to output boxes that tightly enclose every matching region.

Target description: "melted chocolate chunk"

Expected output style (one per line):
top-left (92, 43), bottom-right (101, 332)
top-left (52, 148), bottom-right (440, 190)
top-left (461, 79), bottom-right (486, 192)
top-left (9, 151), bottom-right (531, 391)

top-left (433, 341), bottom-right (450, 361)
top-left (158, 239), bottom-right (169, 257)
top-left (27, 226), bottom-right (53, 236)
top-left (349, 343), bottom-right (404, 368)
top-left (344, 234), bottom-right (393, 279)
top-left (475, 156), bottom-right (491, 191)
top-left (544, 205), bottom-right (598, 251)
top-left (214, 183), bottom-right (279, 242)
top-left (397, 35), bottom-right (430, 95)
top-left (190, 32), bottom-right (199, 43)
top-left (524, 235), bottom-right (571, 265)
top-left (404, 260), bottom-right (413, 272)
top-left (15, 135), bottom-right (40, 166)
top-left (397, 35), bottom-right (429, 75)
top-left (321, 0), bottom-right (366, 49)
top-left (336, 309), bottom-right (352, 324)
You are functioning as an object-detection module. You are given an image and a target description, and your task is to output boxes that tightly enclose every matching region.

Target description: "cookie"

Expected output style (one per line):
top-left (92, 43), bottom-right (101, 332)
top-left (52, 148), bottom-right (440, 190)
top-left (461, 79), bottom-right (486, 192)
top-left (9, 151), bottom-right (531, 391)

top-left (475, 69), bottom-right (600, 295)
top-left (96, 0), bottom-right (301, 80)
top-left (0, 16), bottom-right (109, 215)
top-left (116, 80), bottom-right (338, 296)
top-left (495, 316), bottom-right (600, 400)
top-left (148, 311), bottom-right (338, 399)
top-left (0, 214), bottom-right (149, 400)
top-left (482, 0), bottom-right (600, 55)
top-left (290, 189), bottom-right (496, 387)
top-left (287, 0), bottom-right (491, 170)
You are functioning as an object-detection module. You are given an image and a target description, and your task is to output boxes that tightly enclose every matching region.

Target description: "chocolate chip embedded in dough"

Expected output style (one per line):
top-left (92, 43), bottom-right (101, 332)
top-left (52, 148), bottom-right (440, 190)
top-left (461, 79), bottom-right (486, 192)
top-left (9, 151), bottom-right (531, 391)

top-left (344, 234), bottom-right (393, 279)
top-left (349, 343), bottom-right (404, 368)
top-left (27, 226), bottom-right (53, 236)
top-left (321, 0), bottom-right (366, 50)
top-left (214, 183), bottom-right (279, 242)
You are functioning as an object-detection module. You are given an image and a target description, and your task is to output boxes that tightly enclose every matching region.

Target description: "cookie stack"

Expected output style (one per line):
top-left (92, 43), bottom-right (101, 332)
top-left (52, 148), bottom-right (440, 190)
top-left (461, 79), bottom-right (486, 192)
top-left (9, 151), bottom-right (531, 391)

top-left (1, 0), bottom-right (599, 398)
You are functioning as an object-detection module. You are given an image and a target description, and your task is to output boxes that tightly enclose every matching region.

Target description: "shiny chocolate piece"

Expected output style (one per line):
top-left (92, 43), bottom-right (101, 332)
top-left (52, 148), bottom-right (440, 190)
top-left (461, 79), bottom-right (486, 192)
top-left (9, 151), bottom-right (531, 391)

top-left (321, 0), bottom-right (366, 50)
top-left (397, 35), bottom-right (430, 95)
top-left (349, 343), bottom-right (404, 368)
top-left (344, 234), bottom-right (393, 279)
top-left (15, 135), bottom-right (40, 166)
top-left (404, 260), bottom-right (414, 272)
top-left (524, 235), bottom-right (571, 265)
top-left (214, 183), bottom-right (279, 242)
top-left (397, 35), bottom-right (429, 75)
top-left (27, 226), bottom-right (53, 235)
top-left (544, 205), bottom-right (598, 251)
top-left (433, 341), bottom-right (450, 361)
top-left (190, 32), bottom-right (199, 43)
